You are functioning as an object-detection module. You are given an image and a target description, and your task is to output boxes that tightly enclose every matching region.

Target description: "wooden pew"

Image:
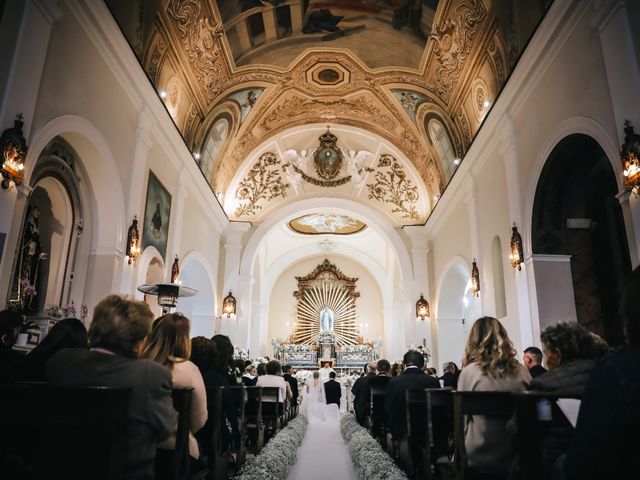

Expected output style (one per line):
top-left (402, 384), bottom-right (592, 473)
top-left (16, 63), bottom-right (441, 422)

top-left (515, 391), bottom-right (581, 480)
top-left (226, 386), bottom-right (247, 469)
top-left (369, 385), bottom-right (388, 445)
top-left (156, 388), bottom-right (194, 480)
top-left (0, 384), bottom-right (130, 480)
top-left (260, 386), bottom-right (284, 443)
top-left (452, 391), bottom-right (516, 480)
top-left (425, 388), bottom-right (454, 480)
top-left (403, 389), bottom-right (429, 479)
top-left (202, 386), bottom-right (227, 480)
top-left (244, 386), bottom-right (264, 454)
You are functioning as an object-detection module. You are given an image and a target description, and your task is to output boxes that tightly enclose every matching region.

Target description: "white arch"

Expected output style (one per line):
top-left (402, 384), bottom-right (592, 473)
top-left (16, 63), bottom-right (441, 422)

top-left (25, 115), bottom-right (127, 254)
top-left (239, 198), bottom-right (414, 283)
top-left (262, 245), bottom-right (389, 307)
top-left (434, 255), bottom-right (472, 318)
top-left (180, 250), bottom-right (219, 311)
top-left (135, 245), bottom-right (164, 300)
top-left (523, 116), bottom-right (620, 254)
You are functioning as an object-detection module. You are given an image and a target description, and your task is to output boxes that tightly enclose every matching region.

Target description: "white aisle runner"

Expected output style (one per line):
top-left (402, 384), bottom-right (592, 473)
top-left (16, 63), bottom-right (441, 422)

top-left (287, 407), bottom-right (358, 480)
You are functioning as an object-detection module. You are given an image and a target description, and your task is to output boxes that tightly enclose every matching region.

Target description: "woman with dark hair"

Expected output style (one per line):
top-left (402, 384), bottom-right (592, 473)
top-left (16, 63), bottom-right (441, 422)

top-left (19, 318), bottom-right (87, 381)
top-left (458, 316), bottom-right (530, 479)
top-left (256, 362), bottom-right (266, 377)
top-left (211, 334), bottom-right (235, 383)
top-left (143, 313), bottom-right (207, 475)
top-left (391, 361), bottom-right (404, 377)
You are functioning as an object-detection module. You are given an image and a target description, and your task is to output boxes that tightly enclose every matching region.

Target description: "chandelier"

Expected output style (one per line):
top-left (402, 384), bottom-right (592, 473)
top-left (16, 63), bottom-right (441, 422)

top-left (126, 216), bottom-right (141, 264)
top-left (416, 294), bottom-right (430, 320)
top-left (471, 259), bottom-right (480, 297)
top-left (509, 224), bottom-right (524, 270)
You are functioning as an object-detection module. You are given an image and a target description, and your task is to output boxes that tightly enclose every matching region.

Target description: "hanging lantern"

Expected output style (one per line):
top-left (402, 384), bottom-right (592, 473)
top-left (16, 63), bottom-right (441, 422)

top-left (1, 114), bottom-right (28, 190)
top-left (126, 216), bottom-right (141, 264)
top-left (416, 294), bottom-right (430, 320)
top-left (621, 120), bottom-right (640, 197)
top-left (471, 259), bottom-right (480, 297)
top-left (171, 255), bottom-right (180, 284)
top-left (223, 290), bottom-right (236, 317)
top-left (509, 224), bottom-right (524, 270)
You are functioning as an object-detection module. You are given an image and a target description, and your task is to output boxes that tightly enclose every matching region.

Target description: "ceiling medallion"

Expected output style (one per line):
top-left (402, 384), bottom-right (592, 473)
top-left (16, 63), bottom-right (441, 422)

top-left (314, 128), bottom-right (343, 180)
top-left (282, 128), bottom-right (371, 188)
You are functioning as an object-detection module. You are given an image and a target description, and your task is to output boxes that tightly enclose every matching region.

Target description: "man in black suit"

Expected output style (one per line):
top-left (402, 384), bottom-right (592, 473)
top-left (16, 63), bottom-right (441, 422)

top-left (523, 346), bottom-right (547, 378)
top-left (352, 361), bottom-right (376, 424)
top-left (324, 371), bottom-right (342, 407)
top-left (283, 364), bottom-right (298, 406)
top-left (359, 359), bottom-right (392, 432)
top-left (385, 350), bottom-right (440, 440)
top-left (47, 295), bottom-right (177, 480)
top-left (439, 361), bottom-right (460, 389)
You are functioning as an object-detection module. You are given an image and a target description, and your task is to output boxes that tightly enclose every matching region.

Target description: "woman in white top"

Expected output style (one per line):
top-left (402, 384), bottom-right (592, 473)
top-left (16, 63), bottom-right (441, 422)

top-left (143, 313), bottom-right (208, 472)
top-left (458, 316), bottom-right (531, 478)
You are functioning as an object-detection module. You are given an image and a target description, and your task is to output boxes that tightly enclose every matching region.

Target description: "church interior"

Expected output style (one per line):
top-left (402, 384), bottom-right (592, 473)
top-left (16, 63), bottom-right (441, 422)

top-left (1, 0), bottom-right (639, 478)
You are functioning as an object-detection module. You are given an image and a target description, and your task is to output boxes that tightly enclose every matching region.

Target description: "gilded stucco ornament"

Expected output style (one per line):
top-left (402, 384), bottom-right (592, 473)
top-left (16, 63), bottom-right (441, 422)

top-left (234, 152), bottom-right (289, 217)
top-left (366, 154), bottom-right (420, 220)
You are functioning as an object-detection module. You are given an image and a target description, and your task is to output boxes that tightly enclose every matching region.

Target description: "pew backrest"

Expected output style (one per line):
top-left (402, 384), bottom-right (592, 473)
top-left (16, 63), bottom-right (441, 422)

top-left (170, 387), bottom-right (194, 480)
top-left (0, 384), bottom-right (130, 480)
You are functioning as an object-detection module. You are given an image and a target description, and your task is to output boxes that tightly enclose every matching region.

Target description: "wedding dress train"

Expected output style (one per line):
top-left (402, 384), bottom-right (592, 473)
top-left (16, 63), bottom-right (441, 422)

top-left (287, 379), bottom-right (358, 480)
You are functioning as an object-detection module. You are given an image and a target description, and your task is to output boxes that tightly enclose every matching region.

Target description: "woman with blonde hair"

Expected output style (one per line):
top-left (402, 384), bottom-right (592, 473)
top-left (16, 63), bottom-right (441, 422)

top-left (458, 316), bottom-right (531, 479)
top-left (143, 313), bottom-right (207, 477)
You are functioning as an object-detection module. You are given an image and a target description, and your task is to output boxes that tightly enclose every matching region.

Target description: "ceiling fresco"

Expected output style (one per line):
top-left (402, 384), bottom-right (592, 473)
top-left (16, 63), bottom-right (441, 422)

top-left (107, 0), bottom-right (549, 224)
top-left (288, 213), bottom-right (367, 235)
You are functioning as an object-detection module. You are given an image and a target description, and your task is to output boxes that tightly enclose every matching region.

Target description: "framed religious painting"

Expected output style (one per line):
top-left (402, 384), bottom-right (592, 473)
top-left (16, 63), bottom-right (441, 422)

top-left (141, 170), bottom-right (172, 260)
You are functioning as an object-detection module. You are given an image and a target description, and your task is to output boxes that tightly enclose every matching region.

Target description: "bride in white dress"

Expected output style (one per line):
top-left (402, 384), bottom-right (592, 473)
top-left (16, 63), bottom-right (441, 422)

top-left (300, 371), bottom-right (339, 424)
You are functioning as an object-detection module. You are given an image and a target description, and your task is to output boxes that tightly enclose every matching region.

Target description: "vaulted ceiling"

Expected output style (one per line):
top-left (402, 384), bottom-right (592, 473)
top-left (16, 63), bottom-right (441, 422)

top-left (107, 0), bottom-right (548, 225)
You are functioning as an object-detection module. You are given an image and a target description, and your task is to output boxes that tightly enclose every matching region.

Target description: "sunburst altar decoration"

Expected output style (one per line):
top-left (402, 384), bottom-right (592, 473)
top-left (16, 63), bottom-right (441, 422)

top-left (292, 259), bottom-right (360, 346)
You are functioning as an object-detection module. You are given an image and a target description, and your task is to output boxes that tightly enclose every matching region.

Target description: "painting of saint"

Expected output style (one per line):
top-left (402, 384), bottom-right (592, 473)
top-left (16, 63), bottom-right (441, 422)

top-left (142, 171), bottom-right (172, 260)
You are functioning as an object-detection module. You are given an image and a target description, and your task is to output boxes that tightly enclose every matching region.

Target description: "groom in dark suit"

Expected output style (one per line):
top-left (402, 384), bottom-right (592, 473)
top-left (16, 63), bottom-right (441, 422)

top-left (324, 371), bottom-right (342, 407)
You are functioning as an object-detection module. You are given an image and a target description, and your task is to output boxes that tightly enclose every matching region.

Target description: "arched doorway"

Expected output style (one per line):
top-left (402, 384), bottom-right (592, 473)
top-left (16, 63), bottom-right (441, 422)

top-left (435, 261), bottom-right (479, 368)
top-left (532, 134), bottom-right (631, 345)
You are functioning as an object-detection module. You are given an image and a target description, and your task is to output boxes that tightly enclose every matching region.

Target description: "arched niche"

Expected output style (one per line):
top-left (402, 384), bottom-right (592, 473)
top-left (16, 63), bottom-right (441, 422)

top-left (136, 246), bottom-right (165, 318)
top-left (435, 258), bottom-right (480, 368)
top-left (531, 133), bottom-right (631, 345)
top-left (178, 252), bottom-right (217, 338)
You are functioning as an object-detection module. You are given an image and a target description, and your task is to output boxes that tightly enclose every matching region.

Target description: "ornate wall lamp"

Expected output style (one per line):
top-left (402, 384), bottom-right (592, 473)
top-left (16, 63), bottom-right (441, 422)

top-left (621, 120), bottom-right (640, 197)
top-left (509, 224), bottom-right (524, 270)
top-left (126, 216), bottom-right (141, 264)
top-left (222, 290), bottom-right (237, 317)
top-left (1, 114), bottom-right (28, 190)
top-left (416, 294), bottom-right (430, 320)
top-left (171, 255), bottom-right (180, 284)
top-left (471, 259), bottom-right (480, 297)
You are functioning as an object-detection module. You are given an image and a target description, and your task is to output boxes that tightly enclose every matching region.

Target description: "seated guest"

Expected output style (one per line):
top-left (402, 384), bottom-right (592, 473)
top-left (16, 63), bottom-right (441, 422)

top-left (527, 322), bottom-right (609, 477)
top-left (523, 346), bottom-right (547, 378)
top-left (359, 359), bottom-right (391, 427)
top-left (0, 310), bottom-right (24, 384)
top-left (18, 317), bottom-right (87, 382)
top-left (256, 359), bottom-right (292, 404)
top-left (458, 316), bottom-right (530, 479)
top-left (391, 361), bottom-right (404, 377)
top-left (232, 358), bottom-right (247, 387)
top-left (385, 350), bottom-right (440, 440)
top-left (47, 295), bottom-right (176, 480)
top-left (352, 362), bottom-right (376, 425)
top-left (143, 313), bottom-right (207, 473)
top-left (282, 365), bottom-right (298, 405)
top-left (211, 334), bottom-right (236, 385)
top-left (564, 266), bottom-right (640, 480)
top-left (256, 362), bottom-right (266, 377)
top-left (190, 336), bottom-right (228, 387)
top-left (426, 367), bottom-right (438, 377)
top-left (439, 361), bottom-right (460, 388)
top-left (243, 365), bottom-right (257, 386)
top-left (324, 371), bottom-right (341, 407)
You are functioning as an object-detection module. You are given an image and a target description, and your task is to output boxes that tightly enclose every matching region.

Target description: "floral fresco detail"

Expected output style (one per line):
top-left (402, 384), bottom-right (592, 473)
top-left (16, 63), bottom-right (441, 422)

top-left (234, 152), bottom-right (289, 217)
top-left (366, 154), bottom-right (419, 220)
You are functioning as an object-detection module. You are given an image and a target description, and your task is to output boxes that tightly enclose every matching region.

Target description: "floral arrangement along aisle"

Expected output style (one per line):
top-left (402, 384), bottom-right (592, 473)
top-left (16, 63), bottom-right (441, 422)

top-left (341, 414), bottom-right (408, 480)
top-left (235, 415), bottom-right (308, 480)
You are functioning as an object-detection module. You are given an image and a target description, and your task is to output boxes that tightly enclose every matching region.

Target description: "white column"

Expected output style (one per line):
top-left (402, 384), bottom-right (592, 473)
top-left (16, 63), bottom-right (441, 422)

top-left (465, 174), bottom-right (484, 313)
top-left (403, 226), bottom-right (432, 355)
top-left (165, 170), bottom-right (189, 280)
top-left (221, 222), bottom-right (251, 345)
top-left (500, 128), bottom-right (535, 348)
top-left (593, 0), bottom-right (640, 266)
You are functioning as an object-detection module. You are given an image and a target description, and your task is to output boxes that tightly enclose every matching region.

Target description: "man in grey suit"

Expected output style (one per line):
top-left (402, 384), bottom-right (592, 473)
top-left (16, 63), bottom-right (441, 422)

top-left (48, 295), bottom-right (177, 480)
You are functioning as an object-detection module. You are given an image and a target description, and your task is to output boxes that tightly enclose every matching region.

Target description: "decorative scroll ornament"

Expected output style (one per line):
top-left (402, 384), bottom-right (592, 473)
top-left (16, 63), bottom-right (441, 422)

top-left (314, 128), bottom-right (343, 180)
top-left (234, 152), bottom-right (289, 217)
top-left (429, 0), bottom-right (487, 100)
top-left (366, 154), bottom-right (419, 220)
top-left (167, 0), bottom-right (225, 100)
top-left (292, 259), bottom-right (360, 346)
